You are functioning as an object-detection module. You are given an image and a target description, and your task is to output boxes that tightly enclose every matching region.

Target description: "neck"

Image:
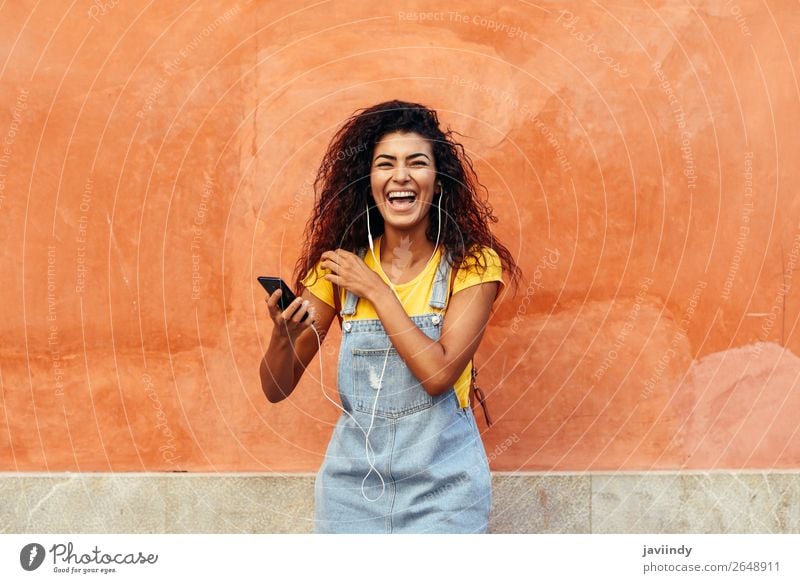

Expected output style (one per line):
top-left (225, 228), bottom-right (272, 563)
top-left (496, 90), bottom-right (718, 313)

top-left (378, 222), bottom-right (436, 269)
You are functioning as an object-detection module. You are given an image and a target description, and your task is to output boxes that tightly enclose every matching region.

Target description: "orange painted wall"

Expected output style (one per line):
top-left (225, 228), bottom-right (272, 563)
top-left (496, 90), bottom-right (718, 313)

top-left (2, 1), bottom-right (799, 472)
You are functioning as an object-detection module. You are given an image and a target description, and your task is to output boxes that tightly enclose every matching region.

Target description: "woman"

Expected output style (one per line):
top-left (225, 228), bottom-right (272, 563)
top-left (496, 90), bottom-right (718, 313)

top-left (260, 100), bottom-right (521, 533)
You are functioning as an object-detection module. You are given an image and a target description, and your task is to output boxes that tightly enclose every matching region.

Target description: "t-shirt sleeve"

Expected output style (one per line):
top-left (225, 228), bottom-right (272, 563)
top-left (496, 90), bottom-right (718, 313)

top-left (299, 261), bottom-right (335, 308)
top-left (452, 246), bottom-right (506, 300)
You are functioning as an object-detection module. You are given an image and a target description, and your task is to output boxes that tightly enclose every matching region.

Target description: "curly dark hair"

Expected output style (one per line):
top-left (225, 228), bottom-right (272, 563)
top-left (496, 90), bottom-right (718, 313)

top-left (293, 99), bottom-right (521, 298)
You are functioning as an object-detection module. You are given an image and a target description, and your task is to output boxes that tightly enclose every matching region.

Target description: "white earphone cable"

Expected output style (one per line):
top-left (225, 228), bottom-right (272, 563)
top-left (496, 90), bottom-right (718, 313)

top-left (357, 188), bottom-right (443, 501)
top-left (306, 186), bottom-right (444, 503)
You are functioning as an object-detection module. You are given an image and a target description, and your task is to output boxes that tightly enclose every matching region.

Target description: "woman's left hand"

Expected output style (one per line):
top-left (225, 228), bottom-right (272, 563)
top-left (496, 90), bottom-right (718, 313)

top-left (320, 249), bottom-right (387, 302)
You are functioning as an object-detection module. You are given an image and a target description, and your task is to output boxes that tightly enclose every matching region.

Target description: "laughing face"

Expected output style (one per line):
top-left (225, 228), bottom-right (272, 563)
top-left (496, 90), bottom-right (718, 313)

top-left (369, 131), bottom-right (438, 232)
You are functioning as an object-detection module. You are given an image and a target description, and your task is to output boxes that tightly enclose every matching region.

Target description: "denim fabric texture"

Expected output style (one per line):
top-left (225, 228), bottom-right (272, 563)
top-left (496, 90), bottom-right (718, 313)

top-left (314, 247), bottom-right (492, 533)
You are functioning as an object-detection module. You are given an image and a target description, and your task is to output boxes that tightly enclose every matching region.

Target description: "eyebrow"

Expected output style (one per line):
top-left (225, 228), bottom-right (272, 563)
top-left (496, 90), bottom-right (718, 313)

top-left (373, 152), bottom-right (431, 162)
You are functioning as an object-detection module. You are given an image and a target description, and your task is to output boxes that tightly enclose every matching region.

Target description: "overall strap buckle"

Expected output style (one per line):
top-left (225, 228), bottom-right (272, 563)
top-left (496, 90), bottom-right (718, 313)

top-left (470, 366), bottom-right (493, 427)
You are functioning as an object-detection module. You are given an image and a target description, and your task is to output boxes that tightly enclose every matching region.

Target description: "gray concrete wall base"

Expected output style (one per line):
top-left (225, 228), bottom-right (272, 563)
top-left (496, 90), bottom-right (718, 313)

top-left (2, 472), bottom-right (798, 533)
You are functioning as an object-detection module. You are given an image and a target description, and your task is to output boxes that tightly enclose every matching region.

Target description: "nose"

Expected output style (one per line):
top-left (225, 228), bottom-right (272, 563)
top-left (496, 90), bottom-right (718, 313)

top-left (392, 164), bottom-right (410, 183)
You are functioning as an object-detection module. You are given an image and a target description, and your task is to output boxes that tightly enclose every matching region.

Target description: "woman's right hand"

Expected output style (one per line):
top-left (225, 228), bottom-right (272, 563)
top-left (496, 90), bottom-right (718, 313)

top-left (265, 289), bottom-right (317, 338)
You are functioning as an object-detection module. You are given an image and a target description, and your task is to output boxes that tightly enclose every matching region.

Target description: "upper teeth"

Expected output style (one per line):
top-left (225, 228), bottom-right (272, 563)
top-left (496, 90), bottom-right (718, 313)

top-left (388, 191), bottom-right (416, 199)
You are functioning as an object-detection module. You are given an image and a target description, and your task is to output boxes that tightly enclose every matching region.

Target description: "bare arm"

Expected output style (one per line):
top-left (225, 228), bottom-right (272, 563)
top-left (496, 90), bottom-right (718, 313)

top-left (319, 247), bottom-right (500, 396)
top-left (369, 281), bottom-right (499, 396)
top-left (259, 288), bottom-right (336, 403)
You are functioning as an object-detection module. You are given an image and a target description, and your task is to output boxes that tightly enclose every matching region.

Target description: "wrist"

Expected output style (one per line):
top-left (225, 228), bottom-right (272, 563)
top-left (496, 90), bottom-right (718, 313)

top-left (270, 325), bottom-right (293, 346)
top-left (367, 280), bottom-right (394, 307)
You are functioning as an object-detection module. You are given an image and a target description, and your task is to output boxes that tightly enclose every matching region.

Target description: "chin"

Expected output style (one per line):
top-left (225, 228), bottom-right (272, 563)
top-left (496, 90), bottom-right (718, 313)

top-left (383, 215), bottom-right (424, 230)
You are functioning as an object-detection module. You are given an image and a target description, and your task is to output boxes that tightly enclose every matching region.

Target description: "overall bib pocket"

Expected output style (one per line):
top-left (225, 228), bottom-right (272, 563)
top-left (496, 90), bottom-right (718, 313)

top-left (351, 346), bottom-right (433, 418)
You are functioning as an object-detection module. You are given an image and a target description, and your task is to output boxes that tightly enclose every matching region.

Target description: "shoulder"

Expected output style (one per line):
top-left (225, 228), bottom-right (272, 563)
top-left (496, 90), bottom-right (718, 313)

top-left (461, 245), bottom-right (501, 268)
top-left (451, 245), bottom-right (505, 298)
top-left (300, 260), bottom-right (335, 308)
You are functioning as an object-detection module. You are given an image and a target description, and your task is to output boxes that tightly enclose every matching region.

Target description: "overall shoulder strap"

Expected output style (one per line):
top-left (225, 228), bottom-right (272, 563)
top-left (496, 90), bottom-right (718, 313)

top-left (332, 246), bottom-right (367, 327)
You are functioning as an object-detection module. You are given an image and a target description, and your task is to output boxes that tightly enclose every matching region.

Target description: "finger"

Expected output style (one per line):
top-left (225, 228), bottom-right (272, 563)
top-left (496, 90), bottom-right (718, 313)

top-left (291, 299), bottom-right (311, 323)
top-left (267, 295), bottom-right (284, 317)
top-left (321, 260), bottom-right (338, 274)
top-left (304, 306), bottom-right (317, 327)
top-left (266, 288), bottom-right (282, 309)
top-left (335, 248), bottom-right (354, 260)
top-left (323, 252), bottom-right (340, 267)
top-left (280, 297), bottom-right (303, 321)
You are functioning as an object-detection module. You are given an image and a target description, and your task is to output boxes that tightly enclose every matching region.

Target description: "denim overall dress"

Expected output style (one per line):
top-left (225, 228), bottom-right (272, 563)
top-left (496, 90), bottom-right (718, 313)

top-left (314, 247), bottom-right (492, 533)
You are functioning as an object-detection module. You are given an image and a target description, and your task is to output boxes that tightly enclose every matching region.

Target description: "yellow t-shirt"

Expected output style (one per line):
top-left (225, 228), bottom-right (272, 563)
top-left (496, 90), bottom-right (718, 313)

top-left (300, 235), bottom-right (505, 408)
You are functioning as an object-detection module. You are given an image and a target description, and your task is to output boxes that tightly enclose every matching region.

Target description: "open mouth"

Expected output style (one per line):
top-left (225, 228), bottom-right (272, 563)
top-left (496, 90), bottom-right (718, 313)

top-left (386, 190), bottom-right (417, 211)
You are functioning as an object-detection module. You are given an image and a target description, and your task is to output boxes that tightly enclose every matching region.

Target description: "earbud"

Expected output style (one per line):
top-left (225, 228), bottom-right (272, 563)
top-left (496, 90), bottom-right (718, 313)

top-left (366, 202), bottom-right (375, 253)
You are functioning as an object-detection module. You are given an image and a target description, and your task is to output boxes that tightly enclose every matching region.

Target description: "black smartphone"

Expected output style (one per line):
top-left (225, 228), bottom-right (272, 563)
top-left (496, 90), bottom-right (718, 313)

top-left (257, 276), bottom-right (309, 322)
